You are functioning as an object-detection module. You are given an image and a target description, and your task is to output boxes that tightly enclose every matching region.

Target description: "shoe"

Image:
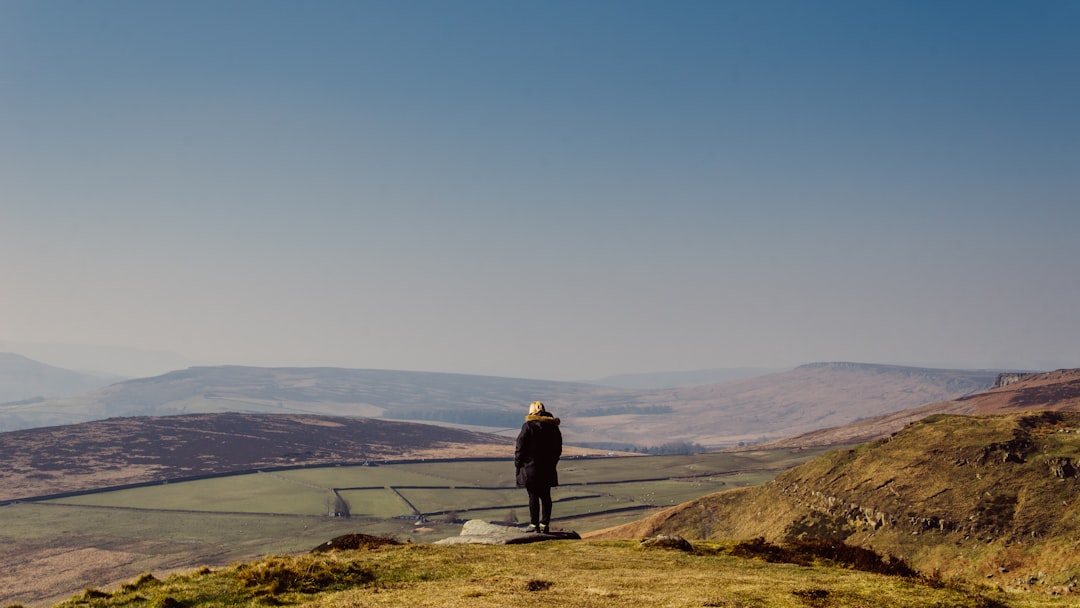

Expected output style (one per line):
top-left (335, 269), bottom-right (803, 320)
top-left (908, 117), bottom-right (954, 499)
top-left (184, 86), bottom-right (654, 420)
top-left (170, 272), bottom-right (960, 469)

top-left (539, 524), bottom-right (549, 534)
top-left (523, 524), bottom-right (540, 533)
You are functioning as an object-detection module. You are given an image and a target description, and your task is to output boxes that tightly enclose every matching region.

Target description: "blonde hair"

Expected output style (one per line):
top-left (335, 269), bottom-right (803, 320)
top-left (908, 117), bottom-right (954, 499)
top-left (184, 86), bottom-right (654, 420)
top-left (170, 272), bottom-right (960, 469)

top-left (529, 401), bottom-right (545, 415)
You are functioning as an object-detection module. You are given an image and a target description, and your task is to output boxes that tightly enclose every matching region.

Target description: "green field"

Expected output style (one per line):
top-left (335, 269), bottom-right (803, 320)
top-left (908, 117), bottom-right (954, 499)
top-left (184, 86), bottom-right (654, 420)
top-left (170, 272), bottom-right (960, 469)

top-left (49, 472), bottom-right (329, 514)
top-left (45, 450), bottom-right (834, 524)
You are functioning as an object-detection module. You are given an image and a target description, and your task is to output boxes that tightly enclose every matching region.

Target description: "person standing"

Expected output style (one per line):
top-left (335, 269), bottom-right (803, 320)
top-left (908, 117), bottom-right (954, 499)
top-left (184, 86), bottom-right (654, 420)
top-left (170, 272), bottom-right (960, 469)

top-left (515, 401), bottom-right (562, 533)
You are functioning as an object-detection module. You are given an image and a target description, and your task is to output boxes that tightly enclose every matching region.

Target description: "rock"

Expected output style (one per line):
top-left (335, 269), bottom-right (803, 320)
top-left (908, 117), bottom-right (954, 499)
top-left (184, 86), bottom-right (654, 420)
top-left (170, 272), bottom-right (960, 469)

top-left (434, 519), bottom-right (581, 545)
top-left (311, 533), bottom-right (401, 552)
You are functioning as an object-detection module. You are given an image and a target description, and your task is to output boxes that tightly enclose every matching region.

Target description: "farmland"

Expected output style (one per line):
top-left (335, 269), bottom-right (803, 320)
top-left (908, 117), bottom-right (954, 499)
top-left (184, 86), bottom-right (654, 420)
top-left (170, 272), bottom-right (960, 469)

top-left (42, 449), bottom-right (828, 523)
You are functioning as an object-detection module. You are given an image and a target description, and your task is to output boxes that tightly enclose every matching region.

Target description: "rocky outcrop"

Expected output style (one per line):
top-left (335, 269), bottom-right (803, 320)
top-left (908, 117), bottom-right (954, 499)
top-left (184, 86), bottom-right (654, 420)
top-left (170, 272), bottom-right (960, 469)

top-left (994, 372), bottom-right (1037, 388)
top-left (434, 520), bottom-right (580, 545)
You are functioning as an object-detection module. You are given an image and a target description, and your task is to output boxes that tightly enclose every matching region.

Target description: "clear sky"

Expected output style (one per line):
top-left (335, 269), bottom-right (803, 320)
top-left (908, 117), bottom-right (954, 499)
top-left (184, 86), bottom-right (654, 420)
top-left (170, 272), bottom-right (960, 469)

top-left (2, 1), bottom-right (1078, 380)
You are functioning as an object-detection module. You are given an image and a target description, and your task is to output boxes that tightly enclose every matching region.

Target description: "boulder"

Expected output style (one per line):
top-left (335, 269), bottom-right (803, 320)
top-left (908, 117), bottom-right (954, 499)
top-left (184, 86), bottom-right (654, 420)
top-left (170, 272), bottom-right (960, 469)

top-left (434, 519), bottom-right (581, 545)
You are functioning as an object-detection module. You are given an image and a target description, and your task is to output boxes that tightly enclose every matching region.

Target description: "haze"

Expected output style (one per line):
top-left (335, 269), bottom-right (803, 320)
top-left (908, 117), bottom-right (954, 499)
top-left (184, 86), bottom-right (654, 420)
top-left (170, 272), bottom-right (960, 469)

top-left (2, 1), bottom-right (1077, 381)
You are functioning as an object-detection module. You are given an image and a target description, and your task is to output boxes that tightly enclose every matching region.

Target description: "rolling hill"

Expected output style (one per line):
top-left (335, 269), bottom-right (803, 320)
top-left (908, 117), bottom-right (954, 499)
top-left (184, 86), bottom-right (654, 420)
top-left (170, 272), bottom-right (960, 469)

top-left (568, 362), bottom-right (1000, 447)
top-left (0, 366), bottom-right (621, 433)
top-left (0, 352), bottom-right (117, 404)
top-left (0, 362), bottom-right (1002, 448)
top-left (589, 409), bottom-right (1080, 592)
top-left (583, 366), bottom-right (783, 389)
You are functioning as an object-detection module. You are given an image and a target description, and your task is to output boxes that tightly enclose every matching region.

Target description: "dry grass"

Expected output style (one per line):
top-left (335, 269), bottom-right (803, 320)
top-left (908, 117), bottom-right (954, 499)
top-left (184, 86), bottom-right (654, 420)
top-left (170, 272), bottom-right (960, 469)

top-left (44, 541), bottom-right (1076, 608)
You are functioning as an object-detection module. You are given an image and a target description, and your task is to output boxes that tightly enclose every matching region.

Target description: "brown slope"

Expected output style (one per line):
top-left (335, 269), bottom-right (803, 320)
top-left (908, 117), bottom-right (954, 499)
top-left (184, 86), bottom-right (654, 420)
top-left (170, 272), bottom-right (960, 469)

top-left (759, 368), bottom-right (1080, 449)
top-left (588, 410), bottom-right (1080, 591)
top-left (0, 412), bottom-right (517, 502)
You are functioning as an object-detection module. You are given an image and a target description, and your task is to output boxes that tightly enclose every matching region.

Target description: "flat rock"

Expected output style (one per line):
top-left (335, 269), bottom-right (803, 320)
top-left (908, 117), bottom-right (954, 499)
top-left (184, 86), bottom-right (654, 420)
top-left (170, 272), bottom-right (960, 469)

top-left (434, 519), bottom-right (581, 545)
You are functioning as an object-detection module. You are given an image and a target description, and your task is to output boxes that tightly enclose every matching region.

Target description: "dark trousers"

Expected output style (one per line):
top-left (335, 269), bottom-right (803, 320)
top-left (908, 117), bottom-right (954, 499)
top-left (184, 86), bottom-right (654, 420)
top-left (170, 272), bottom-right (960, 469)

top-left (526, 484), bottom-right (552, 526)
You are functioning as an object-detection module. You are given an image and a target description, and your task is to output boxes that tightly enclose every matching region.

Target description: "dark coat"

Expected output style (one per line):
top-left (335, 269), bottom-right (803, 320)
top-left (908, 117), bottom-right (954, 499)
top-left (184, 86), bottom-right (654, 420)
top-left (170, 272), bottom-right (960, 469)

top-left (515, 413), bottom-right (562, 489)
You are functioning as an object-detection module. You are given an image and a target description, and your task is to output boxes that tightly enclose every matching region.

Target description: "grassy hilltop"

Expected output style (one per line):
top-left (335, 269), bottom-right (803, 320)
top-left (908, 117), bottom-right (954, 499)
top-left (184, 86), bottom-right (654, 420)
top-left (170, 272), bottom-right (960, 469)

top-left (42, 536), bottom-right (1075, 608)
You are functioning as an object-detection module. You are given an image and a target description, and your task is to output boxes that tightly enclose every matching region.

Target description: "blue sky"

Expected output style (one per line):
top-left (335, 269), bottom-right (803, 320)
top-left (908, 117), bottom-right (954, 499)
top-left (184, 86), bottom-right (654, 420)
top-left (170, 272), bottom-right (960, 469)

top-left (2, 1), bottom-right (1078, 380)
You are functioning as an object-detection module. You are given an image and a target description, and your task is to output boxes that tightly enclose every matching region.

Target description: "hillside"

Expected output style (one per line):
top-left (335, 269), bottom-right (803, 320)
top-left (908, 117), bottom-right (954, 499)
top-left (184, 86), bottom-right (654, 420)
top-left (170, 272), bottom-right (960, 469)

top-left (568, 362), bottom-right (999, 448)
top-left (760, 368), bottom-right (1080, 449)
top-left (0, 412), bottom-right (518, 502)
top-left (0, 362), bottom-right (1002, 448)
top-left (0, 366), bottom-right (625, 433)
top-left (588, 410), bottom-right (1080, 592)
top-left (0, 352), bottom-right (116, 403)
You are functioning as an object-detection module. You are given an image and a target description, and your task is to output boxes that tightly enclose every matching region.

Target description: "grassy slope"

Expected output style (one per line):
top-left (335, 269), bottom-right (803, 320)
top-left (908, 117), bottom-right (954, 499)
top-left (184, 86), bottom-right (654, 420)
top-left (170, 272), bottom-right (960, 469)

top-left (588, 411), bottom-right (1080, 593)
top-left (46, 540), bottom-right (1077, 608)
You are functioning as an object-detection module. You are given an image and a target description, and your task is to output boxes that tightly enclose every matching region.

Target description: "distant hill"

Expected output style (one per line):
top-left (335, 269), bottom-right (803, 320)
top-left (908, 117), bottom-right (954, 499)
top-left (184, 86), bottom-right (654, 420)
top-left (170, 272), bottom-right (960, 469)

top-left (0, 366), bottom-right (626, 433)
top-left (589, 410), bottom-right (1080, 590)
top-left (759, 368), bottom-right (1080, 449)
top-left (0, 412), bottom-right (518, 502)
top-left (0, 341), bottom-right (200, 378)
top-left (567, 362), bottom-right (999, 448)
top-left (0, 363), bottom-right (1002, 448)
top-left (583, 367), bottom-right (784, 389)
top-left (0, 352), bottom-right (118, 403)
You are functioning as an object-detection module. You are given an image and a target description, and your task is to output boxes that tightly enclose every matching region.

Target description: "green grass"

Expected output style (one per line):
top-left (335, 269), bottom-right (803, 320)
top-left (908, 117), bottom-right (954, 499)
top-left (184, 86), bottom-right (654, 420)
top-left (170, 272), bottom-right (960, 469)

top-left (396, 487), bottom-right (528, 513)
top-left (273, 466), bottom-right (459, 488)
top-left (335, 489), bottom-right (413, 517)
top-left (50, 472), bottom-right (331, 515)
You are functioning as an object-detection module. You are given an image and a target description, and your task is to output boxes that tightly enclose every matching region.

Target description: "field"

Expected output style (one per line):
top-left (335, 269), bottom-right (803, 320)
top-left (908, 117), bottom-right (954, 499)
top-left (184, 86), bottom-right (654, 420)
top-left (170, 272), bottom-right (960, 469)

top-left (0, 448), bottom-right (834, 607)
top-left (42, 450), bottom-right (818, 523)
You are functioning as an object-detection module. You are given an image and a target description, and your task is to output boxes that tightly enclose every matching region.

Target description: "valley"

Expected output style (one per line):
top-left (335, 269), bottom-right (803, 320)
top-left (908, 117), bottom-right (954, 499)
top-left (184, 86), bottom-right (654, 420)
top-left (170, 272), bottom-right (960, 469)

top-left (0, 449), bottom-right (831, 608)
top-left (4, 361), bottom-right (1079, 606)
